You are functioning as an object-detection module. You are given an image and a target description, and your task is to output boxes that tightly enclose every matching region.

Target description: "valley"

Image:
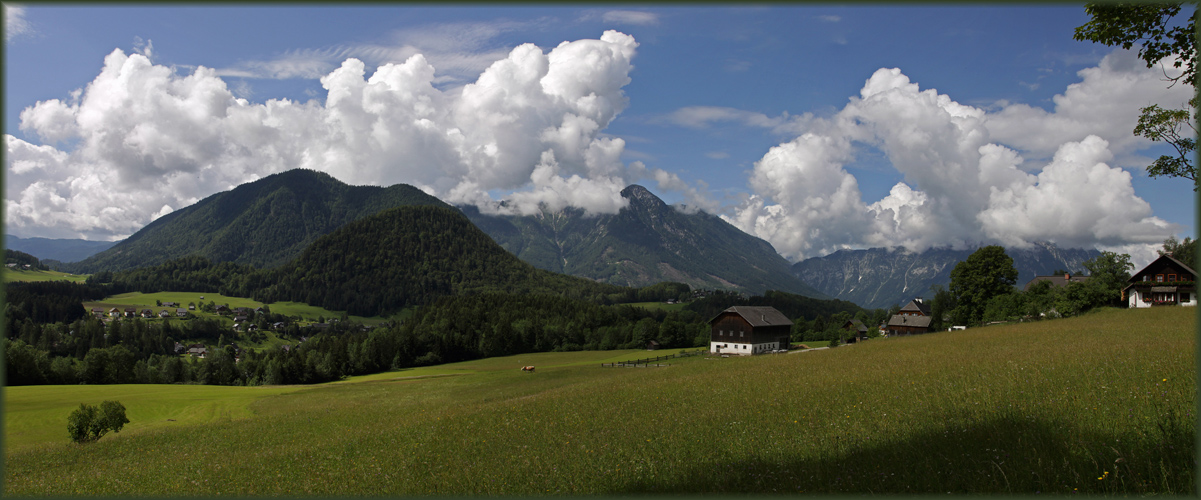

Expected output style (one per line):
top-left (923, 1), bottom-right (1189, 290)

top-left (5, 308), bottom-right (1193, 495)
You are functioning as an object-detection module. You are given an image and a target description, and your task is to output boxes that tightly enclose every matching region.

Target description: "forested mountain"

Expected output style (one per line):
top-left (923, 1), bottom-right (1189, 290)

top-left (249, 205), bottom-right (633, 316)
top-left (5, 235), bottom-right (116, 263)
top-left (63, 169), bottom-right (449, 273)
top-left (462, 185), bottom-right (827, 298)
top-left (792, 242), bottom-right (1103, 309)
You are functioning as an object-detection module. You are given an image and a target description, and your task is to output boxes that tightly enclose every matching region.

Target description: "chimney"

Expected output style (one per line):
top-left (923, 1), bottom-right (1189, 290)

top-left (1064, 273), bottom-right (1070, 280)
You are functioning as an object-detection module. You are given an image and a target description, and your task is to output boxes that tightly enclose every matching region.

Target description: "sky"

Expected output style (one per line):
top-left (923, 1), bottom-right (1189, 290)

top-left (4, 5), bottom-right (1196, 268)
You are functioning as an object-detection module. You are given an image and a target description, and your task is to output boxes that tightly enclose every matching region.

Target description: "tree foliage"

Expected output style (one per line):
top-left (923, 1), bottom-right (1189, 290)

top-left (1081, 251), bottom-right (1135, 306)
top-left (948, 246), bottom-right (1019, 326)
top-left (1075, 3), bottom-right (1197, 189)
top-left (67, 400), bottom-right (129, 443)
top-left (1159, 235), bottom-right (1197, 268)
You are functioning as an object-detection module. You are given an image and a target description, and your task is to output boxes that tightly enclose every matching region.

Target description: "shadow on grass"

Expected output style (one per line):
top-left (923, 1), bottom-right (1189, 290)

top-left (620, 412), bottom-right (1193, 495)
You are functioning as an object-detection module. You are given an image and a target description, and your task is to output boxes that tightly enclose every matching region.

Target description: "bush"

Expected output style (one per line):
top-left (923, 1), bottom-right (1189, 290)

top-left (67, 400), bottom-right (129, 443)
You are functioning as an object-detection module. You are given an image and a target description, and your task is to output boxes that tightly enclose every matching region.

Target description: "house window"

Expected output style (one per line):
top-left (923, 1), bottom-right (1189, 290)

top-left (1156, 274), bottom-right (1164, 282)
top-left (1143, 276), bottom-right (1149, 281)
top-left (1168, 274), bottom-right (1177, 282)
top-left (740, 331), bottom-right (744, 337)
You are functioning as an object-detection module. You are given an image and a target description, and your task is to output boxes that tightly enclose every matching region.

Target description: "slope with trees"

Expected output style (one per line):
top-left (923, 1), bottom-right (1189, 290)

top-left (64, 169), bottom-right (451, 273)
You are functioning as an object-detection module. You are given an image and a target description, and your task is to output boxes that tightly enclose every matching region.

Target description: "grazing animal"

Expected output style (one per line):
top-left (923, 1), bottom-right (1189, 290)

top-left (521, 366), bottom-right (535, 372)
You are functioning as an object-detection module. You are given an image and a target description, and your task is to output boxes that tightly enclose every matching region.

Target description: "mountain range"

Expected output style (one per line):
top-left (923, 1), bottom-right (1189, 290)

top-left (462, 185), bottom-right (826, 298)
top-left (791, 242), bottom-right (1103, 309)
top-left (4, 235), bottom-right (117, 263)
top-left (23, 168), bottom-right (1109, 310)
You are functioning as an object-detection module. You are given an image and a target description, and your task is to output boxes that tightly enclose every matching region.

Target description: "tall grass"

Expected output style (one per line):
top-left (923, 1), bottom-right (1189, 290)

top-left (5, 307), bottom-right (1193, 495)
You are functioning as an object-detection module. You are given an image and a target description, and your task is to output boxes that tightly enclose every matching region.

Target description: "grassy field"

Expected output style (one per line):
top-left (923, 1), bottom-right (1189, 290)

top-left (3, 268), bottom-right (89, 283)
top-left (4, 307), bottom-right (1194, 495)
top-left (626, 301), bottom-right (689, 312)
top-left (85, 291), bottom-right (399, 325)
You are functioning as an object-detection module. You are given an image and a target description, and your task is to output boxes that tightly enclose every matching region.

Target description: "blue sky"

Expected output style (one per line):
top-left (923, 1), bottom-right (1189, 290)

top-left (4, 5), bottom-right (1194, 266)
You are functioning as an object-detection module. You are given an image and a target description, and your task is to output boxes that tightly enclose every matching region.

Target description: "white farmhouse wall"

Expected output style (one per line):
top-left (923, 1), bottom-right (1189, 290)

top-left (709, 341), bottom-right (780, 356)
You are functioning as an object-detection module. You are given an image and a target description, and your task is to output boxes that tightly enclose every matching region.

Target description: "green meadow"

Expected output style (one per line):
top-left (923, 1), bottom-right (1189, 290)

top-left (4, 307), bottom-right (1194, 495)
top-left (85, 291), bottom-right (402, 325)
top-left (3, 268), bottom-right (89, 283)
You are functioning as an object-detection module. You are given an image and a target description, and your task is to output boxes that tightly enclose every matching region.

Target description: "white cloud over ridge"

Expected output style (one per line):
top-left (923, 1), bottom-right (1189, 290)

top-left (6, 31), bottom-right (691, 239)
top-left (724, 49), bottom-right (1185, 262)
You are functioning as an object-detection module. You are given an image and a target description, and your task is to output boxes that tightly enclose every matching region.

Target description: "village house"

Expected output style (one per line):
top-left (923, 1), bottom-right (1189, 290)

top-left (92, 307), bottom-right (105, 318)
top-left (1024, 272), bottom-right (1090, 291)
top-left (708, 306), bottom-right (792, 356)
top-left (842, 319), bottom-right (869, 343)
top-left (1123, 255), bottom-right (1197, 308)
top-left (123, 307), bottom-right (137, 318)
top-left (176, 308), bottom-right (188, 317)
top-left (159, 309), bottom-right (171, 318)
top-left (886, 298), bottom-right (933, 336)
top-left (109, 307), bottom-right (122, 318)
top-left (141, 309), bottom-right (155, 318)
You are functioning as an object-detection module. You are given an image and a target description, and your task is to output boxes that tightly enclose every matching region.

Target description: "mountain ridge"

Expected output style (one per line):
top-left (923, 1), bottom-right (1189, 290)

top-left (63, 169), bottom-right (450, 273)
top-left (792, 242), bottom-right (1104, 309)
top-left (461, 184), bottom-right (828, 299)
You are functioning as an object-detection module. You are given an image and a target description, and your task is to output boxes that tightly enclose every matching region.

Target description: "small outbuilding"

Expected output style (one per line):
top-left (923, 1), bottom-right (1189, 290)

top-left (708, 306), bottom-right (792, 356)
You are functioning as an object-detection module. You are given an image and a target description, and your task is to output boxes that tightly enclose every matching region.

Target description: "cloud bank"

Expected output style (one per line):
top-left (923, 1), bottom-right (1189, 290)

top-left (724, 49), bottom-right (1186, 261)
top-left (6, 31), bottom-right (692, 240)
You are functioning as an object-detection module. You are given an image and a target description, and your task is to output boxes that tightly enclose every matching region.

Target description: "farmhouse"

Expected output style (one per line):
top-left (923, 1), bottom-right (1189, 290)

top-left (1024, 273), bottom-right (1089, 291)
top-left (886, 298), bottom-right (933, 336)
top-left (708, 306), bottom-right (791, 356)
top-left (842, 319), bottom-right (869, 343)
top-left (1123, 254), bottom-right (1197, 308)
top-left (141, 309), bottom-right (155, 318)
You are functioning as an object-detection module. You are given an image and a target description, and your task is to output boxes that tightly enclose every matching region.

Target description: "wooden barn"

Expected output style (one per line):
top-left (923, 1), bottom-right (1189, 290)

top-left (886, 298), bottom-right (933, 336)
top-left (1123, 254), bottom-right (1197, 308)
top-left (708, 306), bottom-right (792, 356)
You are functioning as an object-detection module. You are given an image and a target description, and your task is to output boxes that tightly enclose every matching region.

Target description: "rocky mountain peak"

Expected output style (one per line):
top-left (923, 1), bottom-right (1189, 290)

top-left (620, 185), bottom-right (668, 212)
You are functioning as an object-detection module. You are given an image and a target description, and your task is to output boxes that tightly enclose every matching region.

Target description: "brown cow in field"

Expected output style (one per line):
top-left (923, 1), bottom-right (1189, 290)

top-left (521, 366), bottom-right (535, 372)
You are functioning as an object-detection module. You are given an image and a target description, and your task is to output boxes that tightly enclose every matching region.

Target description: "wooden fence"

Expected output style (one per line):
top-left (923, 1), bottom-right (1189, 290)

top-left (601, 349), bottom-right (707, 367)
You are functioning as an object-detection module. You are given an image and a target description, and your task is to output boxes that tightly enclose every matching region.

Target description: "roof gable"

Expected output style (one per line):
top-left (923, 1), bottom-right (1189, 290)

top-left (899, 298), bottom-right (931, 316)
top-left (1129, 254), bottom-right (1198, 283)
top-left (709, 306), bottom-right (792, 327)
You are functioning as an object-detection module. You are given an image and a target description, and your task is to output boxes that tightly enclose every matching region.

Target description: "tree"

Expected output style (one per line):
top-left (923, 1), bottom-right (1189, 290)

top-left (67, 400), bottom-right (129, 443)
top-left (928, 284), bottom-right (956, 331)
top-left (949, 246), bottom-right (1019, 326)
top-left (1082, 251), bottom-right (1135, 305)
top-left (1075, 3), bottom-right (1197, 189)
top-left (1159, 235), bottom-right (1197, 268)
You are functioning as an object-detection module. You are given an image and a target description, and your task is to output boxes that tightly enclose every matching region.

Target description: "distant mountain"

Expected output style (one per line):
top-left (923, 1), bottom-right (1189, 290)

top-left (5, 235), bottom-right (117, 263)
top-left (250, 205), bottom-right (630, 316)
top-left (461, 185), bottom-right (828, 299)
top-left (64, 169), bottom-right (450, 273)
top-left (791, 242), bottom-right (1103, 309)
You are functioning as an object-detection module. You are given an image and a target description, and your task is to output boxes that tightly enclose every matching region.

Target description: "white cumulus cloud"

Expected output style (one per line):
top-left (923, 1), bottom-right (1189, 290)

top-left (725, 53), bottom-right (1179, 262)
top-left (6, 31), bottom-right (692, 240)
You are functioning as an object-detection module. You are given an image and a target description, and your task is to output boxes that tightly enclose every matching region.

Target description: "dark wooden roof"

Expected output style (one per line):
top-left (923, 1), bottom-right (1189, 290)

top-left (887, 314), bottom-right (931, 328)
top-left (1128, 254), bottom-right (1197, 283)
top-left (844, 319), bottom-right (868, 333)
top-left (899, 298), bottom-right (931, 316)
top-left (709, 306), bottom-right (792, 327)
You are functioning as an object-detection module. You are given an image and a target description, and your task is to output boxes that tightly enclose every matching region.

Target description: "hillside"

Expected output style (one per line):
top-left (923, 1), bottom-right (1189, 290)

top-left (64, 169), bottom-right (450, 273)
top-left (463, 185), bottom-right (827, 298)
top-left (4, 234), bottom-right (116, 263)
top-left (251, 205), bottom-right (631, 316)
top-left (792, 242), bottom-right (1102, 309)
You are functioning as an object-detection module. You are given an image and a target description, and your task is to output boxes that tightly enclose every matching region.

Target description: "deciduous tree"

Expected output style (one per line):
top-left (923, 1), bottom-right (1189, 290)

top-left (949, 246), bottom-right (1019, 326)
top-left (1075, 3), bottom-right (1197, 189)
